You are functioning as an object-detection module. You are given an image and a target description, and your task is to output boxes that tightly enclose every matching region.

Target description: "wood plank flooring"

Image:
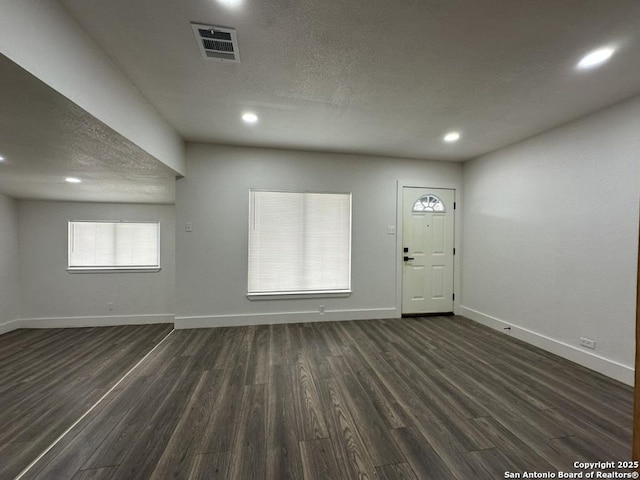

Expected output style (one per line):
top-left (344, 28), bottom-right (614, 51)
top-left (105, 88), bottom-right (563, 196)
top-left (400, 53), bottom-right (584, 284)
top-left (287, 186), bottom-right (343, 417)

top-left (3, 316), bottom-right (632, 480)
top-left (0, 324), bottom-right (172, 480)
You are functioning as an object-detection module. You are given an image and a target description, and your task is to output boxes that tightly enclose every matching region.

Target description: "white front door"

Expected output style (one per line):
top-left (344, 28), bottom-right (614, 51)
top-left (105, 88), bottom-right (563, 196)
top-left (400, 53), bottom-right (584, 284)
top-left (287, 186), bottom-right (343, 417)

top-left (402, 187), bottom-right (455, 314)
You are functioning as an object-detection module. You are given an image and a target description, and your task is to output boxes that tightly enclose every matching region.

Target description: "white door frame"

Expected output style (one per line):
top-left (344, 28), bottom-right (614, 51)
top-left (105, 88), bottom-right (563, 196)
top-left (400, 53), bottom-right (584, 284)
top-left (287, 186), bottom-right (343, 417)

top-left (395, 180), bottom-right (461, 318)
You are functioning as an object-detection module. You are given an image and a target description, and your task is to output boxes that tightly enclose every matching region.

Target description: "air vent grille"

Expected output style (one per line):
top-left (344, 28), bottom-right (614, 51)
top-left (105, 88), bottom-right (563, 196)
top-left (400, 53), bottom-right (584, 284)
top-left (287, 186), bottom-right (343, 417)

top-left (199, 29), bottom-right (232, 41)
top-left (191, 23), bottom-right (240, 63)
top-left (202, 39), bottom-right (234, 52)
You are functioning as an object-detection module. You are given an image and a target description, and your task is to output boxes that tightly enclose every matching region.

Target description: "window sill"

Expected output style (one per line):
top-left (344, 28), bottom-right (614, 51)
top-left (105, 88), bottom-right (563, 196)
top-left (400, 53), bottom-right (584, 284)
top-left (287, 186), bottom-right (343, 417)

top-left (67, 267), bottom-right (161, 274)
top-left (247, 291), bottom-right (352, 301)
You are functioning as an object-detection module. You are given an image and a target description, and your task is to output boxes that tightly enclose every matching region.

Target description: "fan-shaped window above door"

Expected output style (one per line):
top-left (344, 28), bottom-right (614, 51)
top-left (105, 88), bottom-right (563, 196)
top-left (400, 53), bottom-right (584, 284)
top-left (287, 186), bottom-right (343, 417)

top-left (412, 194), bottom-right (446, 212)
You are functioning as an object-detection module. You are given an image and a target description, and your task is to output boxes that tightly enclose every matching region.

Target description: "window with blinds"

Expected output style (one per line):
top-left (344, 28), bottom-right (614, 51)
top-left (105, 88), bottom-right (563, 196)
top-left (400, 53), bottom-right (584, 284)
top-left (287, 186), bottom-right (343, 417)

top-left (68, 221), bottom-right (160, 271)
top-left (248, 190), bottom-right (352, 296)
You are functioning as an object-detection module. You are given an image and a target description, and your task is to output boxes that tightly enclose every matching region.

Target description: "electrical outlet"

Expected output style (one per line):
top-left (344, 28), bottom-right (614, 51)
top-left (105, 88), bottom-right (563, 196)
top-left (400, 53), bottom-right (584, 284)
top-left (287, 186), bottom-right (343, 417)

top-left (108, 302), bottom-right (114, 311)
top-left (185, 222), bottom-right (193, 232)
top-left (579, 337), bottom-right (596, 349)
top-left (387, 226), bottom-right (396, 235)
top-left (319, 305), bottom-right (325, 314)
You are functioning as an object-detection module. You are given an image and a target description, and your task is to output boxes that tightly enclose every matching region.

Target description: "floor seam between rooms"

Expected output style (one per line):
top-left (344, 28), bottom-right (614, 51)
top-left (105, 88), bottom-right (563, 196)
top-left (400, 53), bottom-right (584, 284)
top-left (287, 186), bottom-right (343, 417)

top-left (12, 327), bottom-right (175, 480)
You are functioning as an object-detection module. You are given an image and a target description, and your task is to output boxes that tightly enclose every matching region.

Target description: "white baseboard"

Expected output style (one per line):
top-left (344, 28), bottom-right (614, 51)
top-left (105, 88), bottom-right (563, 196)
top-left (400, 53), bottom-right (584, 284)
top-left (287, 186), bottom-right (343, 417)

top-left (16, 314), bottom-right (175, 329)
top-left (0, 318), bottom-right (22, 335)
top-left (460, 306), bottom-right (634, 386)
top-left (175, 307), bottom-right (399, 329)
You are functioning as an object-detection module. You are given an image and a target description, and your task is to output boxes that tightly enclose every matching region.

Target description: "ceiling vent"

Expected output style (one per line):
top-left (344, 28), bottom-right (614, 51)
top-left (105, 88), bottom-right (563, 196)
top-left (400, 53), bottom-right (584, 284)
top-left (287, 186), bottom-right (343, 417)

top-left (191, 23), bottom-right (240, 63)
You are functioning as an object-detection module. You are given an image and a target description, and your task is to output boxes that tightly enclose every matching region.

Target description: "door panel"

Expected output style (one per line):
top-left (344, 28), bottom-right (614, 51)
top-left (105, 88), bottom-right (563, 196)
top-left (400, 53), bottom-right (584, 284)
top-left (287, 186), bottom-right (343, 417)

top-left (432, 215), bottom-right (445, 254)
top-left (402, 187), bottom-right (454, 314)
top-left (409, 267), bottom-right (426, 301)
top-left (431, 266), bottom-right (445, 299)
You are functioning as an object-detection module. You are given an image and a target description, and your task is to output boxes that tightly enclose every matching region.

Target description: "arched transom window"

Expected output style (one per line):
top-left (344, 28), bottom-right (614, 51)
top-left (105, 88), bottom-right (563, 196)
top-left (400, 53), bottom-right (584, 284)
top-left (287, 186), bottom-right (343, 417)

top-left (412, 194), bottom-right (446, 212)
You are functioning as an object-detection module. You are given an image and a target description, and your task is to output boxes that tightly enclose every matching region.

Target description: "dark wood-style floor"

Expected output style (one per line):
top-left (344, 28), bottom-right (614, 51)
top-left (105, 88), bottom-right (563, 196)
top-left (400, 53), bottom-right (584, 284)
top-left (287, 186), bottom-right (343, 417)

top-left (0, 324), bottom-right (172, 480)
top-left (2, 316), bottom-right (632, 480)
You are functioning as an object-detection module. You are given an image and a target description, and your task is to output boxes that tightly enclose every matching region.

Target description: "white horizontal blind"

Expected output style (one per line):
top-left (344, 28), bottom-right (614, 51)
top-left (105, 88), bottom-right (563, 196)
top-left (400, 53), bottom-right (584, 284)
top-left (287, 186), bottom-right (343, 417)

top-left (248, 191), bottom-right (351, 294)
top-left (68, 221), bottom-right (160, 270)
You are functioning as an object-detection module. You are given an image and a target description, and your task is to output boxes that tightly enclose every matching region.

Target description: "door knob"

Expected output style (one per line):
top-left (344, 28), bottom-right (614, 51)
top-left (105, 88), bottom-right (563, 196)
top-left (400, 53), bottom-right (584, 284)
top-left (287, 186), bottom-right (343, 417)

top-left (403, 256), bottom-right (414, 261)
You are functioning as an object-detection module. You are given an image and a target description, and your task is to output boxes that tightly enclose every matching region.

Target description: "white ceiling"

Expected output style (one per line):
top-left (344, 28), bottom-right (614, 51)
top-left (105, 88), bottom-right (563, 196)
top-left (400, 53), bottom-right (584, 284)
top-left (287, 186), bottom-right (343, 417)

top-left (2, 0), bottom-right (640, 203)
top-left (57, 0), bottom-right (640, 161)
top-left (0, 54), bottom-right (177, 203)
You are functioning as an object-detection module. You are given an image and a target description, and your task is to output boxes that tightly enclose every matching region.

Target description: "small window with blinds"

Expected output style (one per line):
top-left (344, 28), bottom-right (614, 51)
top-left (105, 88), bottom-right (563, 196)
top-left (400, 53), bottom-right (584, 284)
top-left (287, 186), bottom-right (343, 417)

top-left (248, 190), bottom-right (352, 296)
top-left (68, 221), bottom-right (160, 272)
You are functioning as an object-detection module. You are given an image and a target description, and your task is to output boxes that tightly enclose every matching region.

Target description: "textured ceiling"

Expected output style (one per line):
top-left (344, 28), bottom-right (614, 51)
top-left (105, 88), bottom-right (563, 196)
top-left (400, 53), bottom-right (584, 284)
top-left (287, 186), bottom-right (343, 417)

top-left (57, 0), bottom-right (640, 161)
top-left (2, 0), bottom-right (640, 203)
top-left (0, 54), bottom-right (177, 203)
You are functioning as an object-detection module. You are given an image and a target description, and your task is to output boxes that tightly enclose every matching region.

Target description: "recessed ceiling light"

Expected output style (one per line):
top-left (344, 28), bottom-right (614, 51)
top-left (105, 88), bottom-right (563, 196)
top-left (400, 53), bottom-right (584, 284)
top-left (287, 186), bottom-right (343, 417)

top-left (217, 0), bottom-right (242, 8)
top-left (577, 47), bottom-right (615, 69)
top-left (65, 177), bottom-right (82, 183)
top-left (443, 132), bottom-right (461, 143)
top-left (0, 156), bottom-right (5, 162)
top-left (242, 112), bottom-right (258, 124)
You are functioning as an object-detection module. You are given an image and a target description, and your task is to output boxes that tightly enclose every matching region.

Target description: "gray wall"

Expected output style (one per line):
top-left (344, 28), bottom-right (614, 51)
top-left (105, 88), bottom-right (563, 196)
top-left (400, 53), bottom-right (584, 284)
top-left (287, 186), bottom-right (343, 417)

top-left (176, 144), bottom-right (463, 327)
top-left (5, 100), bottom-right (639, 385)
top-left (461, 96), bottom-right (640, 384)
top-left (0, 194), bottom-right (19, 332)
top-left (18, 201), bottom-right (176, 326)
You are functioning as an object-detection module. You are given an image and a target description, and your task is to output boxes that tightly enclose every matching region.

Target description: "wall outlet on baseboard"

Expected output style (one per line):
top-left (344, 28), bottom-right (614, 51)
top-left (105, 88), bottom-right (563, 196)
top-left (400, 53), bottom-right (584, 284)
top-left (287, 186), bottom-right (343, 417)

top-left (319, 305), bottom-right (325, 314)
top-left (579, 337), bottom-right (596, 349)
